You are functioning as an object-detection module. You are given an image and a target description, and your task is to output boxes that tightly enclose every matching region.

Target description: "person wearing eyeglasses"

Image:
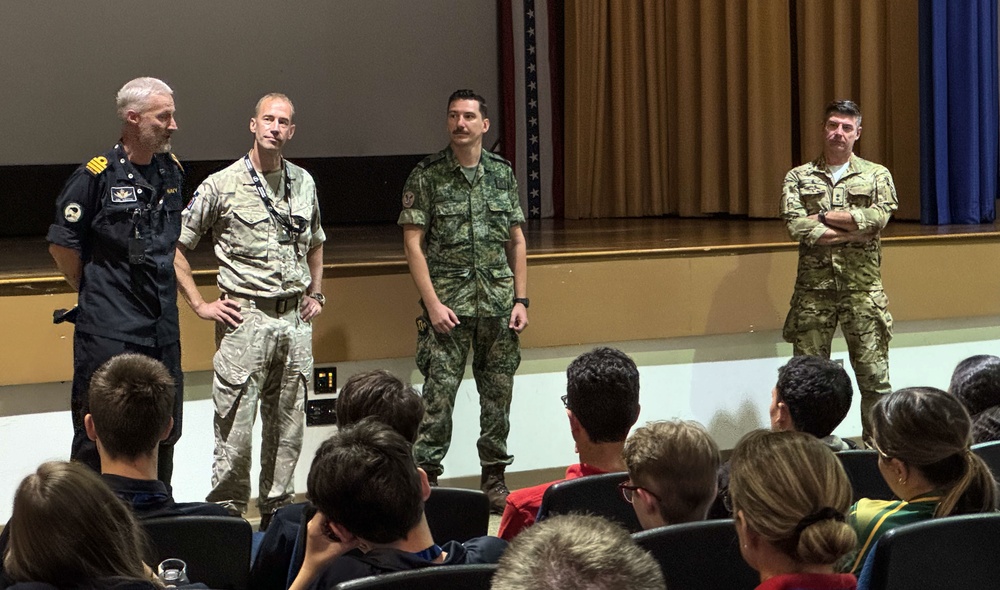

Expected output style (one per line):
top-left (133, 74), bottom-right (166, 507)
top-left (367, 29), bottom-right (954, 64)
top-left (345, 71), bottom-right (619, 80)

top-left (780, 99), bottom-right (898, 445)
top-left (620, 420), bottom-right (720, 531)
top-left (497, 347), bottom-right (641, 540)
top-left (848, 387), bottom-right (997, 574)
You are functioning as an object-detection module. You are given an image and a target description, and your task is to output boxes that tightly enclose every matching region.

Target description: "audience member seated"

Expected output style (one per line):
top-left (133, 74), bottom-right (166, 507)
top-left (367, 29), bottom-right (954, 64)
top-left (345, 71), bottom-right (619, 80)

top-left (620, 420), bottom-right (720, 530)
top-left (288, 420), bottom-right (506, 590)
top-left (491, 513), bottom-right (664, 590)
top-left (949, 354), bottom-right (1000, 443)
top-left (2, 461), bottom-right (160, 590)
top-left (498, 347), bottom-right (640, 540)
top-left (848, 386), bottom-right (998, 573)
top-left (729, 430), bottom-right (858, 590)
top-left (712, 355), bottom-right (854, 518)
top-left (251, 370), bottom-right (426, 590)
top-left (86, 353), bottom-right (231, 518)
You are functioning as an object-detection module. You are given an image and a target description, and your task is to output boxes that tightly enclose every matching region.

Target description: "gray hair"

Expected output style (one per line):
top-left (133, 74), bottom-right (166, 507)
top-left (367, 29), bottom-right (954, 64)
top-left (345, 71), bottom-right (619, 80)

top-left (491, 514), bottom-right (666, 590)
top-left (116, 77), bottom-right (173, 121)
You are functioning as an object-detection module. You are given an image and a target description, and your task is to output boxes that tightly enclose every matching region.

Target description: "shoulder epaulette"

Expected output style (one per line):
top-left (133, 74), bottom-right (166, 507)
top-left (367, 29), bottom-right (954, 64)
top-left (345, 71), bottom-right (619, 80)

top-left (417, 151), bottom-right (447, 169)
top-left (84, 155), bottom-right (109, 176)
top-left (484, 151), bottom-right (512, 168)
top-left (169, 153), bottom-right (184, 173)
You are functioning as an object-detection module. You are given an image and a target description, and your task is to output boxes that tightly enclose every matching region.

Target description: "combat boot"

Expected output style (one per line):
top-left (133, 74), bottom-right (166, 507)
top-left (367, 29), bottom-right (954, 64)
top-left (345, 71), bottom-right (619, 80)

top-left (481, 465), bottom-right (510, 515)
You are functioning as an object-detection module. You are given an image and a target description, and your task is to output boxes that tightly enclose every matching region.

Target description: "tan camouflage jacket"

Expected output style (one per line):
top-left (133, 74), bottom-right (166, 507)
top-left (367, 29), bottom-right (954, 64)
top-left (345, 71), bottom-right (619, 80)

top-left (781, 154), bottom-right (897, 291)
top-left (398, 146), bottom-right (525, 317)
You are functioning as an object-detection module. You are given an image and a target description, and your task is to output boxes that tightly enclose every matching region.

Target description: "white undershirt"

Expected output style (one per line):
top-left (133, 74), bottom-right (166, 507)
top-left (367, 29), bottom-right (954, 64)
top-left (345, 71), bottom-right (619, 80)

top-left (828, 161), bottom-right (850, 185)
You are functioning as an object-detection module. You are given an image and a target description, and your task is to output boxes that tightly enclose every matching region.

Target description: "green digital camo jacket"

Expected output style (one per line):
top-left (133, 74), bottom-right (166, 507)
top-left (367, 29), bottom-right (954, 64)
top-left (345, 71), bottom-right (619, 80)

top-left (781, 154), bottom-right (898, 291)
top-left (398, 146), bottom-right (525, 317)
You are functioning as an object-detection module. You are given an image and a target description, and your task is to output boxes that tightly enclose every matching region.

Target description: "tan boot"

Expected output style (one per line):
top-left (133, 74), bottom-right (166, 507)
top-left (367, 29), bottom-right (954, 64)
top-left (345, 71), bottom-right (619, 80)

top-left (481, 465), bottom-right (510, 515)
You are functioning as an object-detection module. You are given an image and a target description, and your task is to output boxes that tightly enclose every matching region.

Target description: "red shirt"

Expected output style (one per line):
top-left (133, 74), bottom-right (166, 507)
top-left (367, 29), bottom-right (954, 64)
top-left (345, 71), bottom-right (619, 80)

top-left (756, 573), bottom-right (856, 590)
top-left (497, 463), bottom-right (607, 541)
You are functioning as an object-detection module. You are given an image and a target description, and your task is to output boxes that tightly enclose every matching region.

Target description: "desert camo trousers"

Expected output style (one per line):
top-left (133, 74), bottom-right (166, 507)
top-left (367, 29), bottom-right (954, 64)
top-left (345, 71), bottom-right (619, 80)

top-left (205, 298), bottom-right (310, 515)
top-left (784, 289), bottom-right (892, 442)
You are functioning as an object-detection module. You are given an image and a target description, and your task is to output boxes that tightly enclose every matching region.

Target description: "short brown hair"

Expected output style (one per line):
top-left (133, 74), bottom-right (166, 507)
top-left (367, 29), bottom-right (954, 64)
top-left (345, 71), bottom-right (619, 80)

top-left (335, 370), bottom-right (425, 443)
top-left (254, 92), bottom-right (295, 119)
top-left (622, 420), bottom-right (721, 524)
top-left (89, 353), bottom-right (174, 460)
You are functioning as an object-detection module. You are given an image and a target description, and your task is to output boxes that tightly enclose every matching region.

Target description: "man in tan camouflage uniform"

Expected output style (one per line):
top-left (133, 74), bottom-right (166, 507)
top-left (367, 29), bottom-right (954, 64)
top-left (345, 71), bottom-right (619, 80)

top-left (781, 99), bottom-right (897, 443)
top-left (399, 89), bottom-right (529, 513)
top-left (174, 93), bottom-right (326, 528)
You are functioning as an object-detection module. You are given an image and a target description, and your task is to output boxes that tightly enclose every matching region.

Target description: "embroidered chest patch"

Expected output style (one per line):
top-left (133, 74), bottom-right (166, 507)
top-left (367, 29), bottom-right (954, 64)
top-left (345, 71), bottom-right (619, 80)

top-left (111, 186), bottom-right (137, 203)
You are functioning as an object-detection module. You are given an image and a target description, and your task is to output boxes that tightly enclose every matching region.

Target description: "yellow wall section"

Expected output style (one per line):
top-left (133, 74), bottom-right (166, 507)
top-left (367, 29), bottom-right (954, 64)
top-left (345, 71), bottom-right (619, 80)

top-left (2, 238), bottom-right (997, 386)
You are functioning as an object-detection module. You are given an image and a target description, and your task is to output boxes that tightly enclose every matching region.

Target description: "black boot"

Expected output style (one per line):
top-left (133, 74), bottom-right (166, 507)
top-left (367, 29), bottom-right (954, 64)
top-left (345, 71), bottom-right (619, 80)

top-left (481, 465), bottom-right (510, 515)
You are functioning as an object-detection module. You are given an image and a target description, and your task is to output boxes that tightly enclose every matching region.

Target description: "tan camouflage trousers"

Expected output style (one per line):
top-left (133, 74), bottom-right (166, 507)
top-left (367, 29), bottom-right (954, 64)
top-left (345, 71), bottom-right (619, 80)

top-left (413, 315), bottom-right (521, 477)
top-left (205, 303), bottom-right (310, 515)
top-left (783, 289), bottom-right (892, 441)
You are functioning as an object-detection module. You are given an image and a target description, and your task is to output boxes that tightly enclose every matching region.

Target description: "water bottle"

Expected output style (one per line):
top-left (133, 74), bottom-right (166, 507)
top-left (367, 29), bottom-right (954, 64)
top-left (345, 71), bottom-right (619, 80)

top-left (157, 558), bottom-right (190, 587)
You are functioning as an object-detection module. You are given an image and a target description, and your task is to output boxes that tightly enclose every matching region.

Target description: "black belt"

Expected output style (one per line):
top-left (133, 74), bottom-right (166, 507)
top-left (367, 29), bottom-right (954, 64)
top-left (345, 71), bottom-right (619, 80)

top-left (222, 292), bottom-right (300, 315)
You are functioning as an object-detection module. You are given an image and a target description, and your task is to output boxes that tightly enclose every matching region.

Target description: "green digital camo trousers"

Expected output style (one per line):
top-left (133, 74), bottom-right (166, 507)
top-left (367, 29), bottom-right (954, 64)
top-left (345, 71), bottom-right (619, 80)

top-left (205, 303), bottom-right (311, 514)
top-left (783, 289), bottom-right (893, 440)
top-left (413, 314), bottom-right (521, 476)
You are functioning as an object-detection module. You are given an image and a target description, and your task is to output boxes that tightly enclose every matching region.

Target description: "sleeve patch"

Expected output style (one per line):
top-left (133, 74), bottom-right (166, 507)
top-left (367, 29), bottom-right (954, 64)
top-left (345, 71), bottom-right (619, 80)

top-left (64, 203), bottom-right (83, 222)
top-left (85, 156), bottom-right (108, 176)
top-left (402, 191), bottom-right (415, 208)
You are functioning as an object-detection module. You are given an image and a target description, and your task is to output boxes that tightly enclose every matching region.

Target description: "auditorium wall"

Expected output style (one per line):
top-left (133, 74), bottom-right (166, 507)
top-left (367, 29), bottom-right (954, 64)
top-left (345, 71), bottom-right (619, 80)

top-left (2, 238), bottom-right (999, 521)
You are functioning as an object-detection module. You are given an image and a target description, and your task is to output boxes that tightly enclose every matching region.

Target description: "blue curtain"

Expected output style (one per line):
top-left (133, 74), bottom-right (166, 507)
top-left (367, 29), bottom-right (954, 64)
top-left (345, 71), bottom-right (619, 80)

top-left (919, 0), bottom-right (998, 224)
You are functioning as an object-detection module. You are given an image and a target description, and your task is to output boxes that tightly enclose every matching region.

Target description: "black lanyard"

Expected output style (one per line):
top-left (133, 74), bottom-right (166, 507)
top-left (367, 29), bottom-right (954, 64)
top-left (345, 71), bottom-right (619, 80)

top-left (242, 154), bottom-right (303, 242)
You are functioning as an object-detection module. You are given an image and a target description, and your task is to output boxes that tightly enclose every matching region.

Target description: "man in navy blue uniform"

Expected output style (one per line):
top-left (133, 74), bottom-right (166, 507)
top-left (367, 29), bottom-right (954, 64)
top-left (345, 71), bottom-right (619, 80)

top-left (47, 77), bottom-right (184, 484)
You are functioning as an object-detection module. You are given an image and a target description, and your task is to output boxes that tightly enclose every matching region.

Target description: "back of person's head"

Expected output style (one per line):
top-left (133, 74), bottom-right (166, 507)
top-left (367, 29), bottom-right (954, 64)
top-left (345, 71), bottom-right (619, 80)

top-left (773, 356), bottom-right (853, 438)
top-left (950, 355), bottom-right (1000, 414)
top-left (871, 387), bottom-right (998, 517)
top-left (335, 369), bottom-right (425, 443)
top-left (490, 514), bottom-right (665, 590)
top-left (4, 461), bottom-right (148, 586)
top-left (88, 353), bottom-right (175, 460)
top-left (622, 420), bottom-right (720, 526)
top-left (565, 347), bottom-right (640, 443)
top-left (729, 430), bottom-right (856, 569)
top-left (307, 419), bottom-right (424, 544)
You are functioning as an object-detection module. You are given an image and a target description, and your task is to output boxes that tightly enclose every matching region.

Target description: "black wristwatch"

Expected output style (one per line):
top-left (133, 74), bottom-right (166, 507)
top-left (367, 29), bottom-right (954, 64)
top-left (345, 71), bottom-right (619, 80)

top-left (514, 297), bottom-right (530, 308)
top-left (308, 293), bottom-right (326, 307)
top-left (818, 211), bottom-right (828, 226)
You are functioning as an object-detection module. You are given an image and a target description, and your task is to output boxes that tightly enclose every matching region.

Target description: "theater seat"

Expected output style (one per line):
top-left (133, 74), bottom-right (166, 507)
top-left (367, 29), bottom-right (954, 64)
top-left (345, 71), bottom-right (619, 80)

top-left (425, 487), bottom-right (491, 542)
top-left (536, 471), bottom-right (641, 533)
top-left (333, 563), bottom-right (497, 590)
top-left (142, 515), bottom-right (252, 590)
top-left (860, 512), bottom-right (1000, 590)
top-left (972, 440), bottom-right (1000, 481)
top-left (632, 520), bottom-right (758, 590)
top-left (837, 450), bottom-right (895, 502)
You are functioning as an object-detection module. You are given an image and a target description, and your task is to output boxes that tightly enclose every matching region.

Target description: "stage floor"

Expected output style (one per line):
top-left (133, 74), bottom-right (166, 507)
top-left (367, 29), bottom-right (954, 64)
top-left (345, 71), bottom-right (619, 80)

top-left (2, 217), bottom-right (998, 294)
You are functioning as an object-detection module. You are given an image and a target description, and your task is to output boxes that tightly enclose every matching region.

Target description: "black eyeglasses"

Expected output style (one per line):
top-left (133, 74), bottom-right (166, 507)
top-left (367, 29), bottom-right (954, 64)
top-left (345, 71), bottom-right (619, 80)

top-left (560, 394), bottom-right (569, 409)
top-left (618, 481), bottom-right (661, 504)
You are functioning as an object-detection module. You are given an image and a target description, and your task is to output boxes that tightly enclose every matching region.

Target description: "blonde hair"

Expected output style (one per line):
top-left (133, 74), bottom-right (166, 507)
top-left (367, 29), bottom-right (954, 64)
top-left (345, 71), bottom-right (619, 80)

top-left (623, 420), bottom-right (721, 524)
top-left (871, 387), bottom-right (997, 517)
top-left (729, 430), bottom-right (856, 566)
top-left (3, 461), bottom-right (150, 586)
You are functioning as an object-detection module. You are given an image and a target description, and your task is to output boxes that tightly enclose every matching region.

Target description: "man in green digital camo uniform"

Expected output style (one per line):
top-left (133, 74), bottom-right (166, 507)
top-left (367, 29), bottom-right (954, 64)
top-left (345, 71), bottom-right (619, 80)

top-left (781, 100), bottom-right (897, 443)
top-left (399, 89), bottom-right (529, 513)
top-left (174, 94), bottom-right (326, 529)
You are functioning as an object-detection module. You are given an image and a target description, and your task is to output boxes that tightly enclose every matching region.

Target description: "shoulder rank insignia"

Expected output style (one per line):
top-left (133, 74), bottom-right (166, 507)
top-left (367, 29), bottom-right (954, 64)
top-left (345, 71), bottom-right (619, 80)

top-left (85, 156), bottom-right (109, 176)
top-left (169, 153), bottom-right (184, 172)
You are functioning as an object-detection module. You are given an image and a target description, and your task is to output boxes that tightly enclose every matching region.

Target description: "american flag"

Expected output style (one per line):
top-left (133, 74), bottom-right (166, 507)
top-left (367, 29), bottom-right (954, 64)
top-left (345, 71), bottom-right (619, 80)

top-left (500, 0), bottom-right (564, 219)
